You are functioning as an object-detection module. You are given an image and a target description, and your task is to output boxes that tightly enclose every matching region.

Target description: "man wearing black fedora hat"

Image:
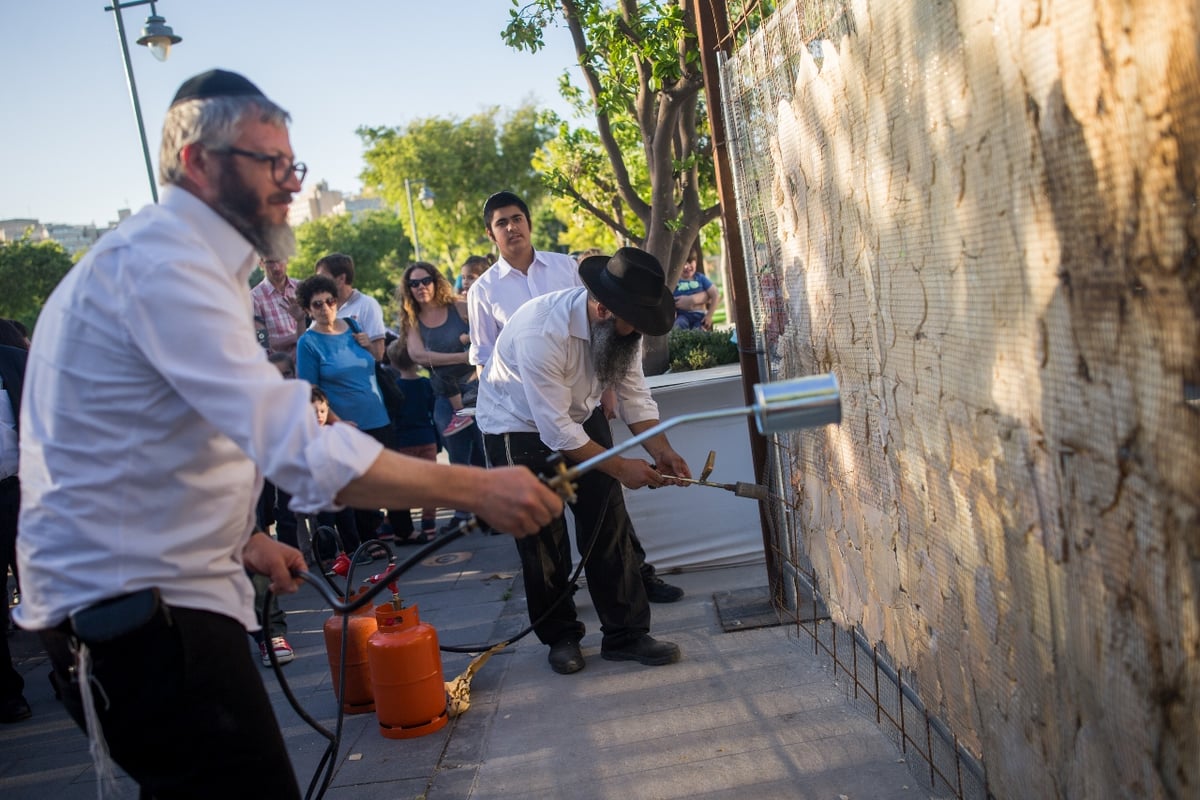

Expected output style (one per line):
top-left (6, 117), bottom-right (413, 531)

top-left (476, 247), bottom-right (694, 674)
top-left (469, 191), bottom-right (685, 604)
top-left (14, 69), bottom-right (561, 797)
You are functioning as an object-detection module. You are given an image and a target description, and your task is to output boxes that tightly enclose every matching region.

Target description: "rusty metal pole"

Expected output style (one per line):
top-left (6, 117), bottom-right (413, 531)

top-left (691, 0), bottom-right (781, 599)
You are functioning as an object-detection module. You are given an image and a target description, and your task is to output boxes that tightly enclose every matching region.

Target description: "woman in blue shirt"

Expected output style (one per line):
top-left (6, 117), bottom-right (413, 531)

top-left (296, 274), bottom-right (392, 550)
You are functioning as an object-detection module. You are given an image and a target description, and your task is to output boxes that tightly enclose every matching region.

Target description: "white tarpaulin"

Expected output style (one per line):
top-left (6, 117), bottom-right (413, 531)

top-left (608, 364), bottom-right (766, 570)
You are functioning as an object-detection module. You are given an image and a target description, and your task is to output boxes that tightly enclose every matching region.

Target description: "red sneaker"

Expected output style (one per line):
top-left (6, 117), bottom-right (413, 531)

top-left (442, 415), bottom-right (475, 437)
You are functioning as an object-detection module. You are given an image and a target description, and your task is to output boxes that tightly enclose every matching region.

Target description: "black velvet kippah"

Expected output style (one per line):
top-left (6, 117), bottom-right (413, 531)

top-left (171, 69), bottom-right (265, 106)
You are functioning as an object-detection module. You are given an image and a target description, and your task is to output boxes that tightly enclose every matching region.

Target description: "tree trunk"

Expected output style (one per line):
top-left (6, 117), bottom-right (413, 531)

top-left (642, 332), bottom-right (670, 376)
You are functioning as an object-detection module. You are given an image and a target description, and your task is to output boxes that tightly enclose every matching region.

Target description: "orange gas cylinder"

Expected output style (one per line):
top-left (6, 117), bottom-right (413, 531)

top-left (323, 590), bottom-right (378, 714)
top-left (366, 602), bottom-right (449, 739)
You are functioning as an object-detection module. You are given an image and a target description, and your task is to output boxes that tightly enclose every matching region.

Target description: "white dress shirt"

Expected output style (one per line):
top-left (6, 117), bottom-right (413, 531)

top-left (466, 249), bottom-right (581, 367)
top-left (475, 288), bottom-right (659, 452)
top-left (338, 289), bottom-right (386, 341)
top-left (15, 186), bottom-right (383, 630)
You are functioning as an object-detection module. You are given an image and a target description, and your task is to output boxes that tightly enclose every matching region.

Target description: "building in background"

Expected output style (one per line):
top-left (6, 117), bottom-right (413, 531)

top-left (287, 180), bottom-right (344, 227)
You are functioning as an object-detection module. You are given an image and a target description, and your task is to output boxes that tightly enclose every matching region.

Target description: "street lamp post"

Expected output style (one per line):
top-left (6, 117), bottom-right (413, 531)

top-left (105, 1), bottom-right (182, 204)
top-left (403, 178), bottom-right (436, 262)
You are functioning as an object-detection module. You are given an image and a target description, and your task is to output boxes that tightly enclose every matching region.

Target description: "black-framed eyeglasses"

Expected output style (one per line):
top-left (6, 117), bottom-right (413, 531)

top-left (211, 146), bottom-right (308, 187)
top-left (408, 276), bottom-right (435, 289)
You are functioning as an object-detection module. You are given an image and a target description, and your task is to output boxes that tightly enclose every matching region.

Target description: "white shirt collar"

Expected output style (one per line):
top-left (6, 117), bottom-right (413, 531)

top-left (160, 185), bottom-right (259, 284)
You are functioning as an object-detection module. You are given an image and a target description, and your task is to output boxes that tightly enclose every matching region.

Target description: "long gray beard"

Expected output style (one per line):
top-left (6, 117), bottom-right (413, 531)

top-left (591, 317), bottom-right (642, 388)
top-left (215, 169), bottom-right (296, 261)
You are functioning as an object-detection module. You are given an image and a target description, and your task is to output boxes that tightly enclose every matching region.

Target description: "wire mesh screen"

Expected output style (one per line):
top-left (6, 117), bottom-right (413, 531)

top-left (715, 2), bottom-right (1200, 799)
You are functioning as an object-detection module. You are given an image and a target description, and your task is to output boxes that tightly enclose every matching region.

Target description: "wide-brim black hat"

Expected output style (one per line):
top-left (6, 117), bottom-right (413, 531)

top-left (578, 247), bottom-right (675, 336)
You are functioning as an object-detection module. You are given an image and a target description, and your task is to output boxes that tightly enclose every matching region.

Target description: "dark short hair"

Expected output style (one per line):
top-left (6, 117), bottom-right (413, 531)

top-left (310, 385), bottom-right (328, 404)
top-left (0, 319), bottom-right (27, 349)
top-left (483, 191), bottom-right (530, 230)
top-left (296, 274), bottom-right (339, 309)
top-left (266, 351), bottom-right (295, 378)
top-left (386, 337), bottom-right (415, 371)
top-left (315, 253), bottom-right (355, 284)
top-left (461, 255), bottom-right (490, 276)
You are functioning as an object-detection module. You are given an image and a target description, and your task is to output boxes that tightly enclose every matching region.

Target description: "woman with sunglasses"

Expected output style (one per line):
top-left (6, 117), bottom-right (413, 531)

top-left (397, 263), bottom-right (488, 531)
top-left (295, 274), bottom-right (392, 553)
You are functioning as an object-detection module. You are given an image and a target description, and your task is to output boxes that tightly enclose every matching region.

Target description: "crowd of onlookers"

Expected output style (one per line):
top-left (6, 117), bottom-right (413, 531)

top-left (2, 220), bottom-right (722, 718)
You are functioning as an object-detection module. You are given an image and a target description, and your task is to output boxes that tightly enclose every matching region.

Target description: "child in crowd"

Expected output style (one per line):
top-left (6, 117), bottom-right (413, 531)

top-left (436, 260), bottom-right (489, 437)
top-left (436, 255), bottom-right (490, 437)
top-left (251, 352), bottom-right (297, 667)
top-left (386, 338), bottom-right (440, 543)
top-left (436, 331), bottom-right (476, 437)
top-left (673, 249), bottom-right (720, 330)
top-left (310, 386), bottom-right (363, 558)
top-left (457, 255), bottom-right (490, 300)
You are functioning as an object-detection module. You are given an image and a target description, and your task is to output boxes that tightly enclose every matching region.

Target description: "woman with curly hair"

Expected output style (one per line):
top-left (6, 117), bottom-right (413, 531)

top-left (396, 263), bottom-right (486, 531)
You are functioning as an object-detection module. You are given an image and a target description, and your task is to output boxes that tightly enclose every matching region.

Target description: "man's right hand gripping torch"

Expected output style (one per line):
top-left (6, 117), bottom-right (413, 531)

top-left (542, 373), bottom-right (841, 501)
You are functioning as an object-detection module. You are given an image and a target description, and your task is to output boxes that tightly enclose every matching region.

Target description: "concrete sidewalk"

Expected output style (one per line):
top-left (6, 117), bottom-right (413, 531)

top-left (2, 532), bottom-right (935, 799)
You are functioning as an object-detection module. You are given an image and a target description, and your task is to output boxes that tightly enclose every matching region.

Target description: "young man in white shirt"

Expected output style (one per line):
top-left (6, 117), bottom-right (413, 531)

top-left (476, 247), bottom-right (693, 675)
top-left (468, 191), bottom-right (685, 604)
top-left (15, 70), bottom-right (560, 797)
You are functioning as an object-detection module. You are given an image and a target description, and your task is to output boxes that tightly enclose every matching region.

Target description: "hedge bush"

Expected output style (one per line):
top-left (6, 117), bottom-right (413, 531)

top-left (667, 328), bottom-right (739, 372)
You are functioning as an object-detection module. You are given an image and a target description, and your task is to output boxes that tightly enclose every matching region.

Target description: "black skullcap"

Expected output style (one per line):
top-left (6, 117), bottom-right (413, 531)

top-left (171, 69), bottom-right (266, 106)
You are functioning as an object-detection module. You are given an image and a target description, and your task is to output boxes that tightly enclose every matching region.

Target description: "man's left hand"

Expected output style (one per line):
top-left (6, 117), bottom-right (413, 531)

top-left (244, 532), bottom-right (307, 594)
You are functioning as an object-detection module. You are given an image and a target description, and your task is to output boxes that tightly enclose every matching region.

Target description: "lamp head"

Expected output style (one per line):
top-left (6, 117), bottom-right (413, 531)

top-left (137, 14), bottom-right (182, 61)
top-left (418, 185), bottom-right (436, 210)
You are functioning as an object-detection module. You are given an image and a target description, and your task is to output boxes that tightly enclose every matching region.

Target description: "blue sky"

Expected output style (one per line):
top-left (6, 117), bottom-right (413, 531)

top-left (0, 1), bottom-right (582, 226)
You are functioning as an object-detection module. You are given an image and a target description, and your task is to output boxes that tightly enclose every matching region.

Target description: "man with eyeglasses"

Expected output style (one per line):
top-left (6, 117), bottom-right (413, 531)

top-left (468, 191), bottom-right (685, 606)
top-left (14, 69), bottom-right (561, 798)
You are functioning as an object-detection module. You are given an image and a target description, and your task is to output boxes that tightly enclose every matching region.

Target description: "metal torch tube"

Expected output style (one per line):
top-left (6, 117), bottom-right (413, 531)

top-left (560, 374), bottom-right (842, 484)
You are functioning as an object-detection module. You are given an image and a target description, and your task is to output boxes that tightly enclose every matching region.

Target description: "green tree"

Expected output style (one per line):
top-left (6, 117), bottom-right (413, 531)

top-left (0, 237), bottom-right (74, 332)
top-left (358, 105), bottom-right (554, 269)
top-left (504, 0), bottom-right (722, 372)
top-left (293, 210), bottom-right (410, 318)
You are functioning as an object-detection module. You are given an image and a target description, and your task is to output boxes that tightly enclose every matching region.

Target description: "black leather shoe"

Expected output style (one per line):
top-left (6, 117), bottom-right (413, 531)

top-left (0, 693), bottom-right (32, 724)
top-left (601, 635), bottom-right (681, 666)
top-left (644, 575), bottom-right (684, 603)
top-left (548, 639), bottom-right (585, 674)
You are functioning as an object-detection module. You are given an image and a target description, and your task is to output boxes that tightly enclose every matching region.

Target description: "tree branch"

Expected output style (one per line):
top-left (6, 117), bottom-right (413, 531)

top-left (554, 181), bottom-right (639, 243)
top-left (561, 0), bottom-right (650, 224)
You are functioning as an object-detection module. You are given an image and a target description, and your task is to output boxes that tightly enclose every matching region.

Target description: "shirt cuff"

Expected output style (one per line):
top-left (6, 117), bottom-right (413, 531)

top-left (291, 424), bottom-right (384, 513)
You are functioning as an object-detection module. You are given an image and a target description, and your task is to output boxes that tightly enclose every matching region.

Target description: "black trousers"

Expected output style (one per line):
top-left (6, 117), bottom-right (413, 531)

top-left (39, 606), bottom-right (300, 799)
top-left (256, 480), bottom-right (298, 548)
top-left (356, 424), bottom-right (413, 544)
top-left (0, 476), bottom-right (22, 701)
top-left (484, 412), bottom-right (650, 648)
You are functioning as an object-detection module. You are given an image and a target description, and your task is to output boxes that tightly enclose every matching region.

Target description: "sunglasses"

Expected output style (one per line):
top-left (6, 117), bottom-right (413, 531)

top-left (408, 276), bottom-right (436, 289)
top-left (309, 298), bottom-right (336, 310)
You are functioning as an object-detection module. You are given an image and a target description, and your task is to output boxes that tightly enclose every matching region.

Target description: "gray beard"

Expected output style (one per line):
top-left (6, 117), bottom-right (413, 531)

top-left (214, 168), bottom-right (296, 261)
top-left (591, 317), bottom-right (642, 387)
